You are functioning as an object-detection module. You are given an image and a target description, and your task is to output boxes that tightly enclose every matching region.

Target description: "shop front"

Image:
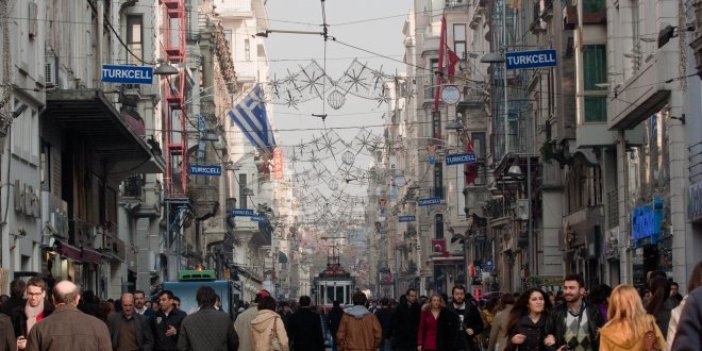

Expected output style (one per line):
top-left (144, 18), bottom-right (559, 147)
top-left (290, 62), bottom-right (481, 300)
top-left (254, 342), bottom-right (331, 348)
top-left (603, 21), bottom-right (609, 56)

top-left (630, 197), bottom-right (670, 288)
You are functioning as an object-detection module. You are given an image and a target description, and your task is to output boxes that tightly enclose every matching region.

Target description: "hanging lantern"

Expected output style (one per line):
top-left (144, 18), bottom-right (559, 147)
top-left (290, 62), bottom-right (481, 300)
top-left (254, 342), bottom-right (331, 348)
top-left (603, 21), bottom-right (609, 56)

top-left (342, 150), bottom-right (355, 165)
top-left (327, 89), bottom-right (346, 110)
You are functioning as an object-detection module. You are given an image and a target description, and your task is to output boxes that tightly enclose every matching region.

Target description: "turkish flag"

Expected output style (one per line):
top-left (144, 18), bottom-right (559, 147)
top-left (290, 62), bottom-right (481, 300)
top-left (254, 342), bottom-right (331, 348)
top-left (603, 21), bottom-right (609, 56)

top-left (464, 137), bottom-right (478, 185)
top-left (447, 48), bottom-right (461, 83)
top-left (432, 239), bottom-right (448, 256)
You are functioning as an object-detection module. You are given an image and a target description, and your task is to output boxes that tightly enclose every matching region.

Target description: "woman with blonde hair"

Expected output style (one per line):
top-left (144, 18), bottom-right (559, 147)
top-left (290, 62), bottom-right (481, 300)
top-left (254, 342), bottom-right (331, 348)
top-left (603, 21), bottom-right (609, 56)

top-left (417, 294), bottom-right (457, 351)
top-left (599, 285), bottom-right (665, 351)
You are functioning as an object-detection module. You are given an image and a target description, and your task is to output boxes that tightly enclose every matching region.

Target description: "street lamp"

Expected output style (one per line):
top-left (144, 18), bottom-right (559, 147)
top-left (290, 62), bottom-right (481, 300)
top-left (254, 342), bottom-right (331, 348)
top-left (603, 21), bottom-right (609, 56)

top-left (481, 4), bottom-right (510, 160)
top-left (154, 61), bottom-right (179, 76)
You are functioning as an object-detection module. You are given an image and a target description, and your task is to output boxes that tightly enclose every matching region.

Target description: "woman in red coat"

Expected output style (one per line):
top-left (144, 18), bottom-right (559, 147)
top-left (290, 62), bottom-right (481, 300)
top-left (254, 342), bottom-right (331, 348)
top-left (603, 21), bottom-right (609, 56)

top-left (418, 294), bottom-right (456, 351)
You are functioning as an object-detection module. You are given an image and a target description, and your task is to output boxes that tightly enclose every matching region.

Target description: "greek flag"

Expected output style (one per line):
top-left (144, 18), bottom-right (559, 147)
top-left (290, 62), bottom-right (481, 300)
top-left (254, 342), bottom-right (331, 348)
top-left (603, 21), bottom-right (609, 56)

top-left (228, 85), bottom-right (276, 150)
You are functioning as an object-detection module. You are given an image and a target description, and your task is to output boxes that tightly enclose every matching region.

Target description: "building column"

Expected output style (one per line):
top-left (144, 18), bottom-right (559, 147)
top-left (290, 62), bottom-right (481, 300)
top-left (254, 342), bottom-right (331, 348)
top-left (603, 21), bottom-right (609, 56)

top-left (669, 91), bottom-right (691, 287)
top-left (617, 130), bottom-right (632, 284)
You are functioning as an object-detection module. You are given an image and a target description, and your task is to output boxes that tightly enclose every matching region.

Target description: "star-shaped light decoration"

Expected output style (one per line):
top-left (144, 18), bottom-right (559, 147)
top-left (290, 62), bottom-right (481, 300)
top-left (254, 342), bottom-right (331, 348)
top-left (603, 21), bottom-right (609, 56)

top-left (375, 86), bottom-right (390, 107)
top-left (284, 89), bottom-right (301, 109)
top-left (299, 62), bottom-right (329, 99)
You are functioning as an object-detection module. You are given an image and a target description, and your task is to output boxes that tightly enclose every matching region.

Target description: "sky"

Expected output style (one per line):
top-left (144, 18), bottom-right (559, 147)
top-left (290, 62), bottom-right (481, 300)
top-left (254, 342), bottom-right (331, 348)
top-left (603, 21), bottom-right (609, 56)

top-left (265, 0), bottom-right (411, 148)
top-left (263, 0), bottom-right (413, 258)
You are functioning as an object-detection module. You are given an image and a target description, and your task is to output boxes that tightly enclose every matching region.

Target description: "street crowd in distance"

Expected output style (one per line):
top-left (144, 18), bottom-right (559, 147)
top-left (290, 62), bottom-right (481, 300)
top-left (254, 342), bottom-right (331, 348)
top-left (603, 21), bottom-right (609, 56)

top-left (2, 264), bottom-right (702, 351)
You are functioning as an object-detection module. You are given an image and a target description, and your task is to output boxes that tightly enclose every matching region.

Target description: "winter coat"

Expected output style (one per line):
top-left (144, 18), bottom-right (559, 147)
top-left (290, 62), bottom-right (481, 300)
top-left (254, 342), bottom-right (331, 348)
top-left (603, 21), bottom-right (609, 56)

top-left (418, 307), bottom-right (460, 351)
top-left (251, 309), bottom-right (289, 351)
top-left (653, 297), bottom-right (676, 337)
top-left (11, 300), bottom-right (54, 337)
top-left (505, 313), bottom-right (550, 351)
top-left (108, 312), bottom-right (154, 351)
top-left (177, 307), bottom-right (238, 351)
top-left (488, 305), bottom-right (513, 351)
top-left (234, 304), bottom-right (258, 351)
top-left (600, 314), bottom-right (666, 351)
top-left (151, 308), bottom-right (187, 351)
top-left (328, 306), bottom-right (344, 341)
top-left (0, 314), bottom-right (16, 351)
top-left (672, 286), bottom-right (702, 351)
top-left (336, 305), bottom-right (382, 351)
top-left (390, 297), bottom-right (421, 350)
top-left (26, 305), bottom-right (112, 351)
top-left (287, 307), bottom-right (325, 351)
top-left (547, 301), bottom-right (604, 351)
top-left (447, 300), bottom-right (484, 351)
top-left (668, 295), bottom-right (688, 350)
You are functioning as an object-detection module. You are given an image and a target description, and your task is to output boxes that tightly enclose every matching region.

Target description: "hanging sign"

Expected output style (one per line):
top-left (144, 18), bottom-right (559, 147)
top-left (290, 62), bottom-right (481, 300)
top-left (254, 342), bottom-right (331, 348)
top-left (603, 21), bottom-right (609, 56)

top-left (417, 198), bottom-right (442, 207)
top-left (229, 209), bottom-right (255, 217)
top-left (189, 165), bottom-right (221, 176)
top-left (445, 152), bottom-right (476, 166)
top-left (101, 64), bottom-right (154, 84)
top-left (399, 215), bottom-right (416, 222)
top-left (506, 49), bottom-right (558, 70)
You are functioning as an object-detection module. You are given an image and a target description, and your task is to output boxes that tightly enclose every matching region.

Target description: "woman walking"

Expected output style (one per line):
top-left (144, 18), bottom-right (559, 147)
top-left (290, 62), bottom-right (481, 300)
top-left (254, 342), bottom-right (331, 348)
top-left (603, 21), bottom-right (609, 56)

top-left (417, 294), bottom-right (456, 351)
top-left (488, 294), bottom-right (516, 351)
top-left (505, 288), bottom-right (554, 351)
top-left (251, 296), bottom-right (289, 351)
top-left (599, 285), bottom-right (665, 351)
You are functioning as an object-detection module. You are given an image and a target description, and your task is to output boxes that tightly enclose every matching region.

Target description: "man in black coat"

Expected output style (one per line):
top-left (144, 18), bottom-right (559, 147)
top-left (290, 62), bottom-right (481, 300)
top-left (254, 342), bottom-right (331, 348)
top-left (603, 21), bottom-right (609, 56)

top-left (287, 296), bottom-right (325, 351)
top-left (547, 274), bottom-right (603, 351)
top-left (151, 290), bottom-right (186, 351)
top-left (447, 286), bottom-right (484, 351)
top-left (389, 288), bottom-right (421, 351)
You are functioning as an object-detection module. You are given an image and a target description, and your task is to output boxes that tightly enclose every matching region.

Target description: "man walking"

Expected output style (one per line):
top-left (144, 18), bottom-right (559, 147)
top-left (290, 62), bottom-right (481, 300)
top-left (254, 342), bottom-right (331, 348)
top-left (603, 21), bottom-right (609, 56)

top-left (109, 293), bottom-right (153, 351)
top-left (447, 285), bottom-right (483, 351)
top-left (1, 279), bottom-right (25, 317)
top-left (134, 291), bottom-right (152, 319)
top-left (233, 290), bottom-right (269, 351)
top-left (389, 288), bottom-right (421, 351)
top-left (336, 292), bottom-right (382, 351)
top-left (26, 280), bottom-right (112, 350)
top-left (546, 274), bottom-right (603, 351)
top-left (178, 286), bottom-right (238, 351)
top-left (287, 295), bottom-right (325, 351)
top-left (11, 277), bottom-right (54, 350)
top-left (151, 290), bottom-right (186, 351)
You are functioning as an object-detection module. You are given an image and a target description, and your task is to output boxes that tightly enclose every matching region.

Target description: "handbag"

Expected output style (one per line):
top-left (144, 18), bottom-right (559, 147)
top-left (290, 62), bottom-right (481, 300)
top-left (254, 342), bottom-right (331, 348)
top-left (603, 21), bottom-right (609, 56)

top-left (643, 320), bottom-right (662, 351)
top-left (270, 316), bottom-right (282, 351)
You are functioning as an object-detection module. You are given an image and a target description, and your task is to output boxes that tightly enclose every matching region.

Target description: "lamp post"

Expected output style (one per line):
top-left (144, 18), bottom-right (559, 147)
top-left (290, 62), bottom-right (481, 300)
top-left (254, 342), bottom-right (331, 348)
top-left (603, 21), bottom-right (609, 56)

top-left (480, 8), bottom-right (509, 159)
top-left (507, 154), bottom-right (534, 277)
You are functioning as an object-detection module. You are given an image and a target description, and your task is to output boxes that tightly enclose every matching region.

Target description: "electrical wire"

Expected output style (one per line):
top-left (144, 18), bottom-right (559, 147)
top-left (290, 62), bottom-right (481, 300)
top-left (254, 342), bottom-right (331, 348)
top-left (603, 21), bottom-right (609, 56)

top-left (85, 0), bottom-right (152, 65)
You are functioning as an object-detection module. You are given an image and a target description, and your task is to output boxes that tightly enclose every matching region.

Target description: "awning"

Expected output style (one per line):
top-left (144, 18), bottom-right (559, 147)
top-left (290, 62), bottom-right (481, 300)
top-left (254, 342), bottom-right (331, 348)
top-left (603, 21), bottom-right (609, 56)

top-left (81, 248), bottom-right (103, 265)
top-left (55, 239), bottom-right (82, 262)
top-left (43, 89), bottom-right (165, 181)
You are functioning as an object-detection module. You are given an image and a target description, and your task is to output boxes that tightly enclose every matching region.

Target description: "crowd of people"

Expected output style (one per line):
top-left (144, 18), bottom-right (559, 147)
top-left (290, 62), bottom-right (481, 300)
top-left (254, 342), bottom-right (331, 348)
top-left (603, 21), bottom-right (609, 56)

top-left (2, 264), bottom-right (702, 351)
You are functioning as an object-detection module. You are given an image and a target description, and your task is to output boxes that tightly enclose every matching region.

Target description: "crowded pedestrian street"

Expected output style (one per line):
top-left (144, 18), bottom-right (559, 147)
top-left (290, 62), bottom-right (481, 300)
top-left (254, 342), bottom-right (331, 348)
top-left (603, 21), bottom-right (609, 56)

top-left (2, 0), bottom-right (702, 350)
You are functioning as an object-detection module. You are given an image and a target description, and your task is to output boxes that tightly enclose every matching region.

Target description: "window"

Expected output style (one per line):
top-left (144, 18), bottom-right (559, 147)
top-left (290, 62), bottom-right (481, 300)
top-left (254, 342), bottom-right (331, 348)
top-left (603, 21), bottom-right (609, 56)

top-left (471, 132), bottom-right (487, 185)
top-left (583, 0), bottom-right (605, 13)
top-left (127, 16), bottom-right (143, 65)
top-left (435, 214), bottom-right (444, 239)
top-left (427, 58), bottom-right (439, 100)
top-left (244, 39), bottom-right (251, 61)
top-left (239, 173), bottom-right (248, 209)
top-left (434, 163), bottom-right (444, 199)
top-left (41, 140), bottom-right (51, 191)
top-left (453, 24), bottom-right (466, 59)
top-left (583, 45), bottom-right (607, 122)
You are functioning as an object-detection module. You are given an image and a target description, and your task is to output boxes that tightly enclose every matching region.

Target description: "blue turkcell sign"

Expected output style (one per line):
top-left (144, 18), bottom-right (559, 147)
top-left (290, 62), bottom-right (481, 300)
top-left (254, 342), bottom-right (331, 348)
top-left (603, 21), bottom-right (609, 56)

top-left (417, 198), bottom-right (442, 207)
top-left (445, 152), bottom-right (476, 166)
top-left (101, 64), bottom-right (154, 84)
top-left (229, 209), bottom-right (255, 217)
top-left (189, 165), bottom-right (221, 176)
top-left (485, 261), bottom-right (494, 272)
top-left (506, 50), bottom-right (558, 70)
top-left (399, 215), bottom-right (416, 223)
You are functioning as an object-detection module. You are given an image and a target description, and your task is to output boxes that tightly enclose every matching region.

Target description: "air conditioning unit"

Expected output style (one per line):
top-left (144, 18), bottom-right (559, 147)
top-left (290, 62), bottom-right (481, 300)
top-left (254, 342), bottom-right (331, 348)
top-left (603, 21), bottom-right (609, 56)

top-left (28, 2), bottom-right (38, 39)
top-left (515, 199), bottom-right (530, 220)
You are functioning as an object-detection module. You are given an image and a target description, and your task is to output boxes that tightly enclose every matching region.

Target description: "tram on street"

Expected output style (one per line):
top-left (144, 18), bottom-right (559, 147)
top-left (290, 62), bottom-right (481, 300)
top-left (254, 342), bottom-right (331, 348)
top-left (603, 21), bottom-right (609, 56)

top-left (313, 256), bottom-right (355, 306)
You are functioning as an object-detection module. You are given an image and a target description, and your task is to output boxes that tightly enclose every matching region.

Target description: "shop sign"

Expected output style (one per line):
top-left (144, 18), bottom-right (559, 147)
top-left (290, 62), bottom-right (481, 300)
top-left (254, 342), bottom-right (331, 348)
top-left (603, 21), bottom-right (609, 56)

top-left (631, 197), bottom-right (664, 242)
top-left (688, 180), bottom-right (702, 222)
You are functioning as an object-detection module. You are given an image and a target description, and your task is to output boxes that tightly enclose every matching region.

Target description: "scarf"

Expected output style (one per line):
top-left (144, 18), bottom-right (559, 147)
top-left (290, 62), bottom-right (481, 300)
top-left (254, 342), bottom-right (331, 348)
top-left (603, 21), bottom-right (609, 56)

top-left (24, 300), bottom-right (45, 334)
